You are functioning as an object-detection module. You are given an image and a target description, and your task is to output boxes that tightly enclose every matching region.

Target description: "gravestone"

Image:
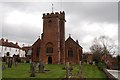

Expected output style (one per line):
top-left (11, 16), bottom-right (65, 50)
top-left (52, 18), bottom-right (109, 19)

top-left (38, 60), bottom-right (41, 73)
top-left (6, 57), bottom-right (8, 64)
top-left (7, 58), bottom-right (10, 68)
top-left (30, 61), bottom-right (33, 73)
top-left (78, 61), bottom-right (82, 78)
top-left (15, 60), bottom-right (18, 67)
top-left (2, 64), bottom-right (6, 70)
top-left (87, 61), bottom-right (89, 64)
top-left (66, 62), bottom-right (72, 78)
top-left (13, 57), bottom-right (18, 67)
top-left (93, 61), bottom-right (95, 65)
top-left (30, 62), bottom-right (35, 77)
top-left (8, 58), bottom-right (12, 68)
top-left (38, 61), bottom-right (45, 73)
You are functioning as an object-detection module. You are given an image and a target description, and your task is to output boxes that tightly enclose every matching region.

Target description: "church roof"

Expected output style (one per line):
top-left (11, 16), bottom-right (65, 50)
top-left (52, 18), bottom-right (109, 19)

top-left (32, 37), bottom-right (41, 47)
top-left (65, 36), bottom-right (82, 48)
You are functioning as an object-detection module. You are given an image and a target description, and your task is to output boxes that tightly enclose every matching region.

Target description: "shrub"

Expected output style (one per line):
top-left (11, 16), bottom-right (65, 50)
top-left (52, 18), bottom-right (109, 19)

top-left (97, 61), bottom-right (107, 70)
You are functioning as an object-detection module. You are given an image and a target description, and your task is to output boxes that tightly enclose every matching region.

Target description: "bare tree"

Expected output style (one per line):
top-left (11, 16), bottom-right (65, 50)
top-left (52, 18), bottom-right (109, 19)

top-left (90, 35), bottom-right (117, 55)
top-left (99, 36), bottom-right (115, 54)
top-left (90, 35), bottom-right (117, 63)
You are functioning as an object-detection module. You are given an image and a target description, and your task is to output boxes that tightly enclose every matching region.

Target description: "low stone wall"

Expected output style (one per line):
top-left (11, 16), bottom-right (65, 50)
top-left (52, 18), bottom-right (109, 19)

top-left (103, 69), bottom-right (118, 80)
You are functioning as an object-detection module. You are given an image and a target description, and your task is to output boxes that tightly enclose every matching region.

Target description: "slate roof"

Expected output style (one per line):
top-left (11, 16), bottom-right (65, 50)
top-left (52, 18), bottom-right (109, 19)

top-left (0, 38), bottom-right (21, 49)
top-left (22, 46), bottom-right (31, 51)
top-left (32, 38), bottom-right (41, 47)
top-left (65, 36), bottom-right (82, 48)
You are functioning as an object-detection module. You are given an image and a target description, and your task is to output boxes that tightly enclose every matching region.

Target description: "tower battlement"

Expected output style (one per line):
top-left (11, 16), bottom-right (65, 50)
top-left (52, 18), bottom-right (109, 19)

top-left (42, 11), bottom-right (65, 20)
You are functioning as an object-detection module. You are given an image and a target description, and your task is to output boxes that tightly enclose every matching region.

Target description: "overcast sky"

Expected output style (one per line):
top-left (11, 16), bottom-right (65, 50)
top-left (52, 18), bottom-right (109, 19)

top-left (0, 1), bottom-right (118, 53)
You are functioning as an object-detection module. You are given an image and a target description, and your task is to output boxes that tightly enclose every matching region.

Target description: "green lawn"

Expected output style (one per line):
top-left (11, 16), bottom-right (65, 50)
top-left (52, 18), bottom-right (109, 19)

top-left (71, 64), bottom-right (107, 78)
top-left (2, 63), bottom-right (66, 78)
top-left (2, 62), bottom-right (107, 78)
top-left (82, 64), bottom-right (107, 78)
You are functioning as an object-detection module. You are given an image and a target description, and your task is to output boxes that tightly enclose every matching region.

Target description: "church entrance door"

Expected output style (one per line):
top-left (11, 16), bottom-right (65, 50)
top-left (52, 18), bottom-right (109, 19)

top-left (48, 56), bottom-right (52, 64)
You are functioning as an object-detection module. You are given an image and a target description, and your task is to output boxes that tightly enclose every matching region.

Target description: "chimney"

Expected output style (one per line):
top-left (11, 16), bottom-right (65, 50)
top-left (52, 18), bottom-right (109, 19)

top-left (1, 38), bottom-right (4, 42)
top-left (6, 39), bottom-right (8, 42)
top-left (39, 36), bottom-right (40, 38)
top-left (76, 40), bottom-right (79, 44)
top-left (22, 44), bottom-right (24, 47)
top-left (69, 34), bottom-right (71, 37)
top-left (41, 33), bottom-right (43, 40)
top-left (16, 42), bottom-right (18, 45)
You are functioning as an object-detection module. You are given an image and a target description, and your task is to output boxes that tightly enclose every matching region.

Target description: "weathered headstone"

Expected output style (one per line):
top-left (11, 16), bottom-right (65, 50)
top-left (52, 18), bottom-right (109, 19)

top-left (87, 61), bottom-right (89, 64)
top-left (41, 61), bottom-right (45, 73)
top-left (93, 61), bottom-right (95, 65)
top-left (14, 57), bottom-right (18, 67)
top-left (6, 57), bottom-right (8, 64)
top-left (38, 61), bottom-right (45, 73)
top-left (66, 62), bottom-right (71, 78)
top-left (38, 60), bottom-right (41, 73)
top-left (10, 58), bottom-right (12, 68)
top-left (78, 61), bottom-right (82, 78)
top-left (15, 61), bottom-right (18, 67)
top-left (30, 62), bottom-right (35, 77)
top-left (30, 61), bottom-right (32, 73)
top-left (34, 63), bottom-right (37, 72)
top-left (79, 61), bottom-right (81, 65)
top-left (2, 64), bottom-right (6, 70)
top-left (8, 58), bottom-right (12, 68)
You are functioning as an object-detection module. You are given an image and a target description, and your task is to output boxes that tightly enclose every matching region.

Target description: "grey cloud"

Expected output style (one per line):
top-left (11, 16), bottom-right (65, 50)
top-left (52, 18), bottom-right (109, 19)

top-left (61, 2), bottom-right (118, 23)
top-left (2, 24), bottom-right (41, 44)
top-left (1, 2), bottom-right (118, 52)
top-left (2, 2), bottom-right (118, 23)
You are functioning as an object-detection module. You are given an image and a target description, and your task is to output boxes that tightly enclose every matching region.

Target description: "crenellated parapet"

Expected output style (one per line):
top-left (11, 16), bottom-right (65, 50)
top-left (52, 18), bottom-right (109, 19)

top-left (42, 11), bottom-right (65, 20)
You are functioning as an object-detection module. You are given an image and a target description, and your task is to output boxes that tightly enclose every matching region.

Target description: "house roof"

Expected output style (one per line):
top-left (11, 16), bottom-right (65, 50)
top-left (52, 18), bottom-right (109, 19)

top-left (26, 49), bottom-right (32, 55)
top-left (32, 37), bottom-right (41, 47)
top-left (22, 46), bottom-right (31, 51)
top-left (65, 36), bottom-right (82, 48)
top-left (0, 38), bottom-right (21, 49)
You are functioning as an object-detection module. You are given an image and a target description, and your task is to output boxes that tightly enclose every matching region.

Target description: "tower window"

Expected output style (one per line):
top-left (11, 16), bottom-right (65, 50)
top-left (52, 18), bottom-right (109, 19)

top-left (46, 47), bottom-right (53, 53)
top-left (48, 20), bottom-right (52, 23)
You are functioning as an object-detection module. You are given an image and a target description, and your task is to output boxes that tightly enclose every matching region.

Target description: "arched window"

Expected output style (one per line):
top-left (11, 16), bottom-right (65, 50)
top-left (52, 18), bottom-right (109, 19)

top-left (46, 47), bottom-right (53, 53)
top-left (68, 48), bottom-right (73, 58)
top-left (46, 42), bottom-right (53, 53)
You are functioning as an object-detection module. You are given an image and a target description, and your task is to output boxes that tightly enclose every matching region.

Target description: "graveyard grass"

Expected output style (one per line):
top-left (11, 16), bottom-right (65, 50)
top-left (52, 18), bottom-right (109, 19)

top-left (2, 62), bottom-right (107, 78)
top-left (2, 63), bottom-right (66, 78)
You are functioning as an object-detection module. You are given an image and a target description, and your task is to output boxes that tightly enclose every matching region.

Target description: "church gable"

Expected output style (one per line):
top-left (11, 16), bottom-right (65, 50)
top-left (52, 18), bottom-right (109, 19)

top-left (65, 36), bottom-right (82, 49)
top-left (32, 38), bottom-right (41, 62)
top-left (31, 11), bottom-right (83, 64)
top-left (32, 38), bottom-right (41, 47)
top-left (65, 36), bottom-right (83, 64)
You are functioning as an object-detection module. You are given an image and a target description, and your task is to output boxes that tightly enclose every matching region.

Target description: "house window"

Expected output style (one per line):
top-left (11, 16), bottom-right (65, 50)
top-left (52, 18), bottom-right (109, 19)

top-left (46, 47), bottom-right (53, 53)
top-left (9, 48), bottom-right (11, 51)
top-left (68, 50), bottom-right (73, 58)
top-left (5, 47), bottom-right (7, 51)
top-left (16, 49), bottom-right (17, 52)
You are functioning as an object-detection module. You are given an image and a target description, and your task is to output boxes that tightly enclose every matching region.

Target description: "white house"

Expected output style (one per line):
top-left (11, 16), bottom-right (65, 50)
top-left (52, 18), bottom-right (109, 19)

top-left (0, 38), bottom-right (25, 57)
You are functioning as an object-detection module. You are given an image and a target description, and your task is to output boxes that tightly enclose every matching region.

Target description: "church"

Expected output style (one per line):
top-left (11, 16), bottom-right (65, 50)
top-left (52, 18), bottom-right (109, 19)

top-left (31, 11), bottom-right (83, 64)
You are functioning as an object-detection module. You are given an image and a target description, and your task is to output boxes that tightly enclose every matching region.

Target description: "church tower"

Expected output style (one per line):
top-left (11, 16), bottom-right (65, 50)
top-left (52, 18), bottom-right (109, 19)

top-left (40, 11), bottom-right (66, 64)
